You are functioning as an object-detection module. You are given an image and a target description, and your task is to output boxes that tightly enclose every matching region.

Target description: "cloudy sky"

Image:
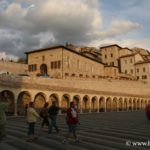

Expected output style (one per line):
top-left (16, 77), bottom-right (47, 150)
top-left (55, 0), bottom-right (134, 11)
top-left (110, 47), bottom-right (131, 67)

top-left (0, 0), bottom-right (149, 60)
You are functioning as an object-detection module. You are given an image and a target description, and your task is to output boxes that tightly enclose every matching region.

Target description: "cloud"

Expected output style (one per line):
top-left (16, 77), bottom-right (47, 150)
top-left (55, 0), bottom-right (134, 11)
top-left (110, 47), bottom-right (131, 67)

top-left (0, 0), bottom-right (102, 56)
top-left (0, 0), bottom-right (148, 58)
top-left (0, 51), bottom-right (19, 61)
top-left (100, 20), bottom-right (142, 38)
top-left (88, 38), bottom-right (150, 51)
top-left (83, 20), bottom-right (142, 45)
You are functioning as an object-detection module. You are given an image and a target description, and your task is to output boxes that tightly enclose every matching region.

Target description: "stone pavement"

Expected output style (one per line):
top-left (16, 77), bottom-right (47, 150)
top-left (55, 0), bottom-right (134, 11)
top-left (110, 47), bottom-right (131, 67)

top-left (1, 111), bottom-right (150, 150)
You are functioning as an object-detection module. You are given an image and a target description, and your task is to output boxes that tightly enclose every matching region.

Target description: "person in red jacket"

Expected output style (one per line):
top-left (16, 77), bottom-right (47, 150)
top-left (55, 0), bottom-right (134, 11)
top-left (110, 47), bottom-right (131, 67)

top-left (62, 101), bottom-right (80, 144)
top-left (145, 104), bottom-right (150, 120)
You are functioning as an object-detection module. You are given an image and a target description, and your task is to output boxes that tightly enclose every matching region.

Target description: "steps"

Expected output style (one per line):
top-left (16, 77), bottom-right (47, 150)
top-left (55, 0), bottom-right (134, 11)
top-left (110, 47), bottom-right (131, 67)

top-left (1, 111), bottom-right (150, 150)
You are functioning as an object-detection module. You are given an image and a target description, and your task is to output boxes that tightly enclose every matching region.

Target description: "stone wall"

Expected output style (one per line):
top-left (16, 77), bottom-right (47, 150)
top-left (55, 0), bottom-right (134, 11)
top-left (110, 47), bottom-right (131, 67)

top-left (0, 60), bottom-right (28, 75)
top-left (1, 75), bottom-right (150, 98)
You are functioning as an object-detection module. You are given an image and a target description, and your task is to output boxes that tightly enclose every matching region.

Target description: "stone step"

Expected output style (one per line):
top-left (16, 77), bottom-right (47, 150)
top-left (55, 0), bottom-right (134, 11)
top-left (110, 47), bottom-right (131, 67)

top-left (0, 142), bottom-right (20, 150)
top-left (6, 135), bottom-right (54, 150)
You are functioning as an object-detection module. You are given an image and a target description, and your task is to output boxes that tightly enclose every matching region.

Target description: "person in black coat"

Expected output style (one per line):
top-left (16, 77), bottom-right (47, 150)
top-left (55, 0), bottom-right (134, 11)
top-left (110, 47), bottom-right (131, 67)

top-left (48, 101), bottom-right (59, 133)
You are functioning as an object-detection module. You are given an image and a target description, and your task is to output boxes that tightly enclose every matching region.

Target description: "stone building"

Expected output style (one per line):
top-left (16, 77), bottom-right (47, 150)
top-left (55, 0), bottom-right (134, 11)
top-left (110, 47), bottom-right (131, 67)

top-left (100, 44), bottom-right (133, 79)
top-left (25, 45), bottom-right (104, 79)
top-left (0, 60), bottom-right (28, 75)
top-left (135, 60), bottom-right (150, 81)
top-left (100, 44), bottom-right (132, 67)
top-left (100, 44), bottom-right (150, 81)
top-left (119, 53), bottom-right (143, 77)
top-left (1, 43), bottom-right (150, 116)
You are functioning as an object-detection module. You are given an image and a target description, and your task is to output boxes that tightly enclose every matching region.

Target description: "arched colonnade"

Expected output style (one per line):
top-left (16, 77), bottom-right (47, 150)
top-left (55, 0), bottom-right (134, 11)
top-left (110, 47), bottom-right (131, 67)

top-left (0, 90), bottom-right (149, 116)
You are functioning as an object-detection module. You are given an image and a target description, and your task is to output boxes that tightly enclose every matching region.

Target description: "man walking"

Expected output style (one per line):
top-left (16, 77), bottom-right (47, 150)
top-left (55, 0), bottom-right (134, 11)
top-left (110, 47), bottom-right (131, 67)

top-left (48, 101), bottom-right (59, 133)
top-left (62, 101), bottom-right (80, 144)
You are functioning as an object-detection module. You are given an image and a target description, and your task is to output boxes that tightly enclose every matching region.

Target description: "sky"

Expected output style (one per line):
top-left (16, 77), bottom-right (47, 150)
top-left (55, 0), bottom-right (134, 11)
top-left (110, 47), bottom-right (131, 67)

top-left (0, 0), bottom-right (150, 60)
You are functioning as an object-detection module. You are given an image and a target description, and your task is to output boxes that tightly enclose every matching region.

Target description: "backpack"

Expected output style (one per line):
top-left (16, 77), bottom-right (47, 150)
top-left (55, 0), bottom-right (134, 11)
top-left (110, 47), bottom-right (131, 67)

top-left (40, 109), bottom-right (44, 118)
top-left (40, 108), bottom-right (48, 118)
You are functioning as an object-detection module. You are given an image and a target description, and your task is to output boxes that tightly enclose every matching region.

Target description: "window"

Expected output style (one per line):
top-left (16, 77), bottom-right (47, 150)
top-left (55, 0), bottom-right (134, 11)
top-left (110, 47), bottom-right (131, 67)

top-left (136, 68), bottom-right (139, 73)
top-left (58, 61), bottom-right (61, 69)
top-left (86, 75), bottom-right (89, 78)
top-left (142, 75), bottom-right (147, 79)
top-left (131, 69), bottom-right (133, 74)
top-left (125, 70), bottom-right (127, 74)
top-left (51, 60), bottom-right (61, 70)
top-left (111, 62), bottom-right (114, 66)
top-left (54, 61), bottom-right (57, 69)
top-left (92, 75), bottom-right (95, 78)
top-left (79, 74), bottom-right (83, 77)
top-left (65, 73), bottom-right (69, 76)
top-left (42, 56), bottom-right (45, 61)
top-left (71, 74), bottom-right (75, 77)
top-left (130, 59), bottom-right (132, 63)
top-left (28, 64), bottom-right (37, 72)
top-left (111, 53), bottom-right (113, 58)
top-left (137, 76), bottom-right (139, 80)
top-left (105, 55), bottom-right (107, 59)
top-left (143, 67), bottom-right (146, 72)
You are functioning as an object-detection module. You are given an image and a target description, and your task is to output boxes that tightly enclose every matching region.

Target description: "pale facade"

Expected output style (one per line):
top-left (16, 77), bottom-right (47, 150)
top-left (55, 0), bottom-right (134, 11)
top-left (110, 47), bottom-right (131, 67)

top-left (135, 61), bottom-right (150, 81)
top-left (100, 44), bottom-right (121, 67)
top-left (26, 45), bottom-right (104, 79)
top-left (120, 53), bottom-right (143, 76)
top-left (100, 45), bottom-right (132, 67)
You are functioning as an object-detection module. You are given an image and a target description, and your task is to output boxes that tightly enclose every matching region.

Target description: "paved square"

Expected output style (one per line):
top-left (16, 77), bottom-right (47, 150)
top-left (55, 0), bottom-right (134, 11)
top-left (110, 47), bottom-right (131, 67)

top-left (1, 111), bottom-right (150, 150)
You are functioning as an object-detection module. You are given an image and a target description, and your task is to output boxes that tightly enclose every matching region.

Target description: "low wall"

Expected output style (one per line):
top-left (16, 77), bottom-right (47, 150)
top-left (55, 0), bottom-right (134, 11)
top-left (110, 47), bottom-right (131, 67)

top-left (0, 75), bottom-right (150, 98)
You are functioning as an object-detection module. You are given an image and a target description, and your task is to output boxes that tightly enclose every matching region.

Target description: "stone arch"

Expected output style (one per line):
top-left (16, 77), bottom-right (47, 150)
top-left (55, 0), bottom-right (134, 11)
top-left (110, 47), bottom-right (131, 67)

top-left (106, 97), bottom-right (112, 112)
top-left (145, 99), bottom-right (148, 106)
top-left (140, 99), bottom-right (144, 109)
top-left (128, 98), bottom-right (132, 110)
top-left (17, 91), bottom-right (31, 115)
top-left (34, 92), bottom-right (46, 110)
top-left (112, 97), bottom-right (117, 111)
top-left (124, 98), bottom-right (128, 111)
top-left (133, 98), bottom-right (136, 110)
top-left (118, 98), bottom-right (123, 111)
top-left (1, 90), bottom-right (15, 115)
top-left (61, 94), bottom-right (70, 113)
top-left (82, 95), bottom-right (90, 113)
top-left (137, 99), bottom-right (140, 110)
top-left (99, 97), bottom-right (105, 112)
top-left (73, 95), bottom-right (81, 109)
top-left (91, 96), bottom-right (98, 112)
top-left (40, 64), bottom-right (47, 74)
top-left (49, 93), bottom-right (59, 107)
top-left (144, 99), bottom-right (147, 108)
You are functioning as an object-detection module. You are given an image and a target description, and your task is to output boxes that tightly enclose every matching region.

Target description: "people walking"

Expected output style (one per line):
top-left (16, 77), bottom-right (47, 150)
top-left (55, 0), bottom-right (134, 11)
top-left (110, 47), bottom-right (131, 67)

top-left (26, 102), bottom-right (39, 142)
top-left (40, 102), bottom-right (49, 131)
top-left (48, 101), bottom-right (59, 134)
top-left (62, 101), bottom-right (80, 144)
